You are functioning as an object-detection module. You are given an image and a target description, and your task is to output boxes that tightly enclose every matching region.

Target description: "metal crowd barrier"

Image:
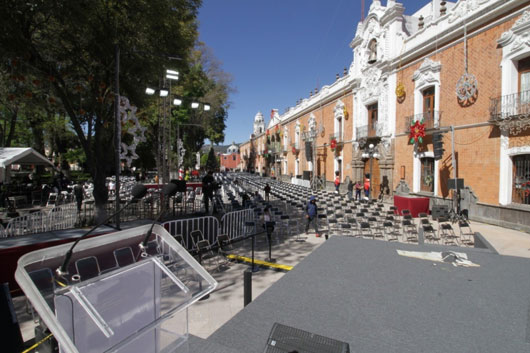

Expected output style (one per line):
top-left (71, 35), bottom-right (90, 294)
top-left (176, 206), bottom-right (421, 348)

top-left (163, 216), bottom-right (220, 250)
top-left (220, 209), bottom-right (255, 241)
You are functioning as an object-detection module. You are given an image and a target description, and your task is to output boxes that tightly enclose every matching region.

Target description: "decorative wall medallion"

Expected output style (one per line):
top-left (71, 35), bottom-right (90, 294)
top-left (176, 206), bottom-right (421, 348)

top-left (456, 72), bottom-right (478, 105)
top-left (396, 81), bottom-right (406, 103)
top-left (456, 23), bottom-right (478, 107)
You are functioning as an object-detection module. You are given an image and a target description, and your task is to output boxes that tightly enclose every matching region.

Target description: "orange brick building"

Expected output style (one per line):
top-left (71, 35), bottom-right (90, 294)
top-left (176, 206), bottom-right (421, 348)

top-left (240, 0), bottom-right (530, 231)
top-left (219, 142), bottom-right (241, 172)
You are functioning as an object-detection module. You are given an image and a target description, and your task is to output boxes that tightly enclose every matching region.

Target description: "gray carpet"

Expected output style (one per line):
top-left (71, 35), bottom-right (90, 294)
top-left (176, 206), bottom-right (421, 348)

top-left (208, 237), bottom-right (530, 353)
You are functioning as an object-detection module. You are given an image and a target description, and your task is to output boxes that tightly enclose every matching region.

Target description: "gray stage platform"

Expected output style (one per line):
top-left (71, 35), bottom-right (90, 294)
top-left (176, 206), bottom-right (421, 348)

top-left (207, 237), bottom-right (530, 353)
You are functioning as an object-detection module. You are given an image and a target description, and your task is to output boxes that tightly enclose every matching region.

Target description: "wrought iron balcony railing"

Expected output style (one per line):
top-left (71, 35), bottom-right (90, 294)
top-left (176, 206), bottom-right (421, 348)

top-left (356, 123), bottom-right (384, 140)
top-left (490, 90), bottom-right (530, 120)
top-left (268, 142), bottom-right (281, 154)
top-left (490, 91), bottom-right (530, 135)
top-left (403, 111), bottom-right (441, 133)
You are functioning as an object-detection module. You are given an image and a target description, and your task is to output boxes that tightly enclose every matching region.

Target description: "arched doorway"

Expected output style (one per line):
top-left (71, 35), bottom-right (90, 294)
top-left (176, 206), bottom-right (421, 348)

top-left (364, 158), bottom-right (380, 198)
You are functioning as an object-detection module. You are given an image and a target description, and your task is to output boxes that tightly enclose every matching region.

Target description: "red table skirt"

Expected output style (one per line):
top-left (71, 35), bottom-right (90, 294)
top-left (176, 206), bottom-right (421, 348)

top-left (393, 195), bottom-right (430, 217)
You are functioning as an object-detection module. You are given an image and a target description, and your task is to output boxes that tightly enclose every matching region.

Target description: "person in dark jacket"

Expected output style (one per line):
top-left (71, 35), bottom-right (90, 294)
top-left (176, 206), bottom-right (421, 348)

top-left (264, 183), bottom-right (271, 201)
top-left (73, 182), bottom-right (84, 213)
top-left (202, 171), bottom-right (215, 213)
top-left (305, 195), bottom-right (320, 237)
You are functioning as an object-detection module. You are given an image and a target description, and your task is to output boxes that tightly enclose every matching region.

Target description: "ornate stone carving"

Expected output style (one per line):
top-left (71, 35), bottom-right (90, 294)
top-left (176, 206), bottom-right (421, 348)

top-left (448, 0), bottom-right (492, 24)
top-left (308, 113), bottom-right (316, 134)
top-left (334, 100), bottom-right (345, 121)
top-left (360, 67), bottom-right (382, 102)
top-left (413, 58), bottom-right (441, 87)
top-left (498, 11), bottom-right (530, 53)
top-left (498, 115), bottom-right (530, 135)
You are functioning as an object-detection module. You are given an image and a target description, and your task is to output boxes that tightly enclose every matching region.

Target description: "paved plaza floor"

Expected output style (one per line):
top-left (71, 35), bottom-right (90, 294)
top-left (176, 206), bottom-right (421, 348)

top-left (12, 214), bottom-right (530, 348)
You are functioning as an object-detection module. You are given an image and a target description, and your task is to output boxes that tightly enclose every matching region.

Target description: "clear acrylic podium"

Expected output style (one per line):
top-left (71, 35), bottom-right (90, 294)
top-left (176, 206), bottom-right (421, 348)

top-left (15, 224), bottom-right (217, 353)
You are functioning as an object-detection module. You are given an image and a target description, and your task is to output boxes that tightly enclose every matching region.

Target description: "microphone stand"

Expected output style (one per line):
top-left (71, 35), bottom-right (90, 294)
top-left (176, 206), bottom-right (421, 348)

top-left (56, 184), bottom-right (148, 278)
top-left (138, 183), bottom-right (178, 257)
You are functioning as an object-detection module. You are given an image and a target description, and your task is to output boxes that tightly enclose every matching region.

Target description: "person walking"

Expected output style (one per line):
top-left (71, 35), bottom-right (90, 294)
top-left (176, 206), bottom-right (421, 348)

top-left (305, 196), bottom-right (320, 238)
top-left (264, 183), bottom-right (271, 201)
top-left (334, 173), bottom-right (341, 194)
top-left (347, 180), bottom-right (353, 199)
top-left (202, 170), bottom-right (215, 214)
top-left (364, 175), bottom-right (370, 199)
top-left (73, 181), bottom-right (84, 213)
top-left (354, 181), bottom-right (363, 201)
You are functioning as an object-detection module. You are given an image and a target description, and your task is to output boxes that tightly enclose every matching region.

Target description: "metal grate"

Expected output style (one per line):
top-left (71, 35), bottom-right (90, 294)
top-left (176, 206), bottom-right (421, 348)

top-left (513, 154), bottom-right (530, 205)
top-left (264, 322), bottom-right (350, 353)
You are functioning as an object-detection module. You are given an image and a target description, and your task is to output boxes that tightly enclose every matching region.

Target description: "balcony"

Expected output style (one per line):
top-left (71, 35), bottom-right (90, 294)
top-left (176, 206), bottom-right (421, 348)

top-left (403, 111), bottom-right (441, 133)
top-left (356, 123), bottom-right (384, 141)
top-left (490, 91), bottom-right (530, 134)
top-left (268, 142), bottom-right (281, 154)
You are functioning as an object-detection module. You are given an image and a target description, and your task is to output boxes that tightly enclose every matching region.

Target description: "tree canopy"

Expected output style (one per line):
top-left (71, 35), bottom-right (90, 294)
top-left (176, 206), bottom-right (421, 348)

top-left (0, 0), bottom-right (231, 217)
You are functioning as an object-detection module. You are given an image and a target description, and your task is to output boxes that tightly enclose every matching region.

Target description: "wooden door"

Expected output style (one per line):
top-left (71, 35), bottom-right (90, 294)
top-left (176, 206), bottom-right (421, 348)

top-left (364, 158), bottom-right (380, 197)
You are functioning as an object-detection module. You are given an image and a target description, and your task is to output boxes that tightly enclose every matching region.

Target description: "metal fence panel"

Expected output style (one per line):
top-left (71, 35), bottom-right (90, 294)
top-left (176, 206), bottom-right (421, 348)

top-left (163, 216), bottom-right (219, 250)
top-left (220, 209), bottom-right (255, 241)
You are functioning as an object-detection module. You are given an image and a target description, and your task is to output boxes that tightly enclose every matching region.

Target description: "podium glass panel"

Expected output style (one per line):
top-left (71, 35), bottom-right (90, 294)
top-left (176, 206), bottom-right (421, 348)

top-left (16, 224), bottom-right (217, 353)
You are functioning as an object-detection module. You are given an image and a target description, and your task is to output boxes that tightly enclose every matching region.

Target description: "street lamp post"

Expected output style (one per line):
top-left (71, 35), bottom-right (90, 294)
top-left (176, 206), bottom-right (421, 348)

top-left (362, 143), bottom-right (379, 200)
top-left (171, 99), bottom-right (210, 174)
top-left (146, 69), bottom-right (179, 183)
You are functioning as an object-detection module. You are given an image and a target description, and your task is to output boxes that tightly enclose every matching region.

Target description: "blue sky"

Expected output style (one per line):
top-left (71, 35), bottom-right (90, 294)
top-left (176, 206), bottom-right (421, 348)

top-left (198, 0), bottom-right (427, 145)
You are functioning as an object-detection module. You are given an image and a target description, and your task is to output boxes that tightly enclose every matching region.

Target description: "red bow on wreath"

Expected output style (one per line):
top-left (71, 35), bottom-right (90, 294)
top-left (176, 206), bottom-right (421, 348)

top-left (292, 146), bottom-right (296, 154)
top-left (409, 120), bottom-right (426, 144)
top-left (330, 139), bottom-right (337, 150)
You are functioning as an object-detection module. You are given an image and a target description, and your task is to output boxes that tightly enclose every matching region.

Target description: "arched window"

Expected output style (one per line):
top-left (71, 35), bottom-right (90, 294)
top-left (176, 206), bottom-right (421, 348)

top-left (368, 39), bottom-right (377, 64)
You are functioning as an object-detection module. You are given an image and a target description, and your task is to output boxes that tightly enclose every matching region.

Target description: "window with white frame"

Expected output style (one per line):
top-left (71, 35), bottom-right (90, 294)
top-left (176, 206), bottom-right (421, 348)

top-left (420, 157), bottom-right (434, 193)
top-left (295, 124), bottom-right (300, 149)
top-left (512, 154), bottom-right (530, 205)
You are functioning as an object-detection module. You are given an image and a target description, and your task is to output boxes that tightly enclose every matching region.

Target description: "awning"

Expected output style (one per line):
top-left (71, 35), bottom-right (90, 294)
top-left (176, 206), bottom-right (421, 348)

top-left (0, 148), bottom-right (54, 168)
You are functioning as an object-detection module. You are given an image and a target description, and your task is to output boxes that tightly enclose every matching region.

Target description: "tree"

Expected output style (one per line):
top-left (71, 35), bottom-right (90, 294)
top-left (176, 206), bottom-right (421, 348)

top-left (0, 0), bottom-right (202, 220)
top-left (205, 147), bottom-right (218, 171)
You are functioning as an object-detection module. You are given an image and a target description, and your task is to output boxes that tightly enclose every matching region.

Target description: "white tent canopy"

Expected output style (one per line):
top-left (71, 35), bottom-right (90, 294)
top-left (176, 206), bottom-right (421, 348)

top-left (0, 148), bottom-right (54, 182)
top-left (0, 148), bottom-right (54, 168)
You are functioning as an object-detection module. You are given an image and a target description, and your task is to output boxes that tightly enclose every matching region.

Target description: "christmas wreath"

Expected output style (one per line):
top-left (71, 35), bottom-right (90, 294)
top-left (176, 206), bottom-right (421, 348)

top-left (523, 181), bottom-right (530, 197)
top-left (423, 174), bottom-right (433, 187)
top-left (409, 119), bottom-right (426, 144)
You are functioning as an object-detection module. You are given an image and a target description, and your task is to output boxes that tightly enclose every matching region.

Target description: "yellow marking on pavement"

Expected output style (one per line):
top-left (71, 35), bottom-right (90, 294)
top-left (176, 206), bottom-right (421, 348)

top-left (227, 254), bottom-right (293, 271)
